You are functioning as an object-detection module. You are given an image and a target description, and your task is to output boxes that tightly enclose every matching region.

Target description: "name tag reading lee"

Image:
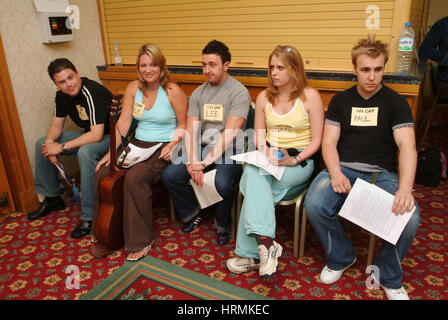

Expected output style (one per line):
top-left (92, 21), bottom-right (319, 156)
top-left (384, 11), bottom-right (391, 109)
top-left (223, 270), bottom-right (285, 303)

top-left (203, 104), bottom-right (224, 121)
top-left (133, 102), bottom-right (145, 119)
top-left (350, 107), bottom-right (378, 126)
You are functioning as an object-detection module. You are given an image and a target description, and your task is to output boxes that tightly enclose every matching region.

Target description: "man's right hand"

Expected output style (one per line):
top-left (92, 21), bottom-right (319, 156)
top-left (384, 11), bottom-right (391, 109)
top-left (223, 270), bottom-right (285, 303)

top-left (186, 163), bottom-right (204, 186)
top-left (330, 171), bottom-right (352, 194)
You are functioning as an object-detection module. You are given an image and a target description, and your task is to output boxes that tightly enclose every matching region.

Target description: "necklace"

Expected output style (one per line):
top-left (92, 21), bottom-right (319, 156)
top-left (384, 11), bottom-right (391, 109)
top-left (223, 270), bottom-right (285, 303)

top-left (146, 83), bottom-right (159, 91)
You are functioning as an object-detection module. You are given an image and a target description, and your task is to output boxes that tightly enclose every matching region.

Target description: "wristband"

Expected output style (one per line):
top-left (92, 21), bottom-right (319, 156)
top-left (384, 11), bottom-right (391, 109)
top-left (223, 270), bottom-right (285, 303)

top-left (295, 154), bottom-right (303, 163)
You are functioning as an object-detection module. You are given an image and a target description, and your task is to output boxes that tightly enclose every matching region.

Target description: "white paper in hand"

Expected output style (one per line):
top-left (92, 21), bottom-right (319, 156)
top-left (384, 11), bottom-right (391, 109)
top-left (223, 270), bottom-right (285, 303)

top-left (189, 169), bottom-right (223, 209)
top-left (338, 178), bottom-right (416, 245)
top-left (230, 150), bottom-right (285, 180)
top-left (117, 142), bottom-right (162, 168)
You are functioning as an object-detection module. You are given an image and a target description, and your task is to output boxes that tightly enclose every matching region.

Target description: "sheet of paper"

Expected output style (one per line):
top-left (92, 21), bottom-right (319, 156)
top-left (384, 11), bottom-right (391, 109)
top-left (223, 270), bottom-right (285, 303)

top-left (338, 178), bottom-right (416, 245)
top-left (117, 142), bottom-right (162, 168)
top-left (54, 162), bottom-right (73, 187)
top-left (189, 169), bottom-right (223, 209)
top-left (230, 150), bottom-right (285, 180)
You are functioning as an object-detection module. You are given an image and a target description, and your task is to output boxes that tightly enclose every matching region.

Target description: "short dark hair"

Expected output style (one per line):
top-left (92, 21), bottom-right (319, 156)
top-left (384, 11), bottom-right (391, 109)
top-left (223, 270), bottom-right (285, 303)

top-left (47, 58), bottom-right (77, 80)
top-left (202, 40), bottom-right (231, 64)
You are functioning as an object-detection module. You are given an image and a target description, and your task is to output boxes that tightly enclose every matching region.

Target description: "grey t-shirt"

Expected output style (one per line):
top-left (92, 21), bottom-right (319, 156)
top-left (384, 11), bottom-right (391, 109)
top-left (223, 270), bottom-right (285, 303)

top-left (188, 75), bottom-right (251, 149)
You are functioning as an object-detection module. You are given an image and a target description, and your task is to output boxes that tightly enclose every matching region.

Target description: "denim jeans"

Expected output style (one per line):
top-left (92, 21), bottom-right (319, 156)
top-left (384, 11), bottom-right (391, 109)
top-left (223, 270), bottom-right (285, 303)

top-left (162, 145), bottom-right (242, 233)
top-left (34, 130), bottom-right (110, 221)
top-left (304, 166), bottom-right (420, 289)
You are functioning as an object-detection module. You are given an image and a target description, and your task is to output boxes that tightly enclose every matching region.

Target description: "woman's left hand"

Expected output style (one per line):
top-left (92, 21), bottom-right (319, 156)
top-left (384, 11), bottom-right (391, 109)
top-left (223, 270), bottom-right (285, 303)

top-left (276, 153), bottom-right (299, 167)
top-left (267, 148), bottom-right (298, 166)
top-left (159, 143), bottom-right (174, 161)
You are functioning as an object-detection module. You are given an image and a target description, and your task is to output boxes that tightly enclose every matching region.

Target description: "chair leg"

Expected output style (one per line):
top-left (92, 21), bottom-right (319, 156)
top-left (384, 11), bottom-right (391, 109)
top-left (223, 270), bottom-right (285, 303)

top-left (169, 196), bottom-right (176, 222)
top-left (231, 191), bottom-right (237, 240)
top-left (299, 208), bottom-right (307, 257)
top-left (422, 91), bottom-right (440, 144)
top-left (367, 232), bottom-right (375, 268)
top-left (236, 191), bottom-right (243, 235)
top-left (293, 200), bottom-right (300, 257)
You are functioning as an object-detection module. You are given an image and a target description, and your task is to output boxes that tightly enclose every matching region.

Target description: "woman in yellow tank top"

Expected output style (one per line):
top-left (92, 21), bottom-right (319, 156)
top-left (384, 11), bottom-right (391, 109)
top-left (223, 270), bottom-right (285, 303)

top-left (227, 45), bottom-right (324, 278)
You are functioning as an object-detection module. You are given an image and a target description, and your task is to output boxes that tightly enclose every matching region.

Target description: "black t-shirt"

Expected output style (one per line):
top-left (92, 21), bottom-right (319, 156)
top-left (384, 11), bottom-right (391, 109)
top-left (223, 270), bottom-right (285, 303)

top-left (325, 85), bottom-right (414, 173)
top-left (54, 77), bottom-right (112, 134)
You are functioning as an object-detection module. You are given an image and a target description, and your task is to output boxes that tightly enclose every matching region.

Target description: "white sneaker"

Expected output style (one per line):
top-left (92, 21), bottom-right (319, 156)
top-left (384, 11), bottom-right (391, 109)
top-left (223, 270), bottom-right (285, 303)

top-left (226, 257), bottom-right (259, 274)
top-left (381, 285), bottom-right (409, 300)
top-left (319, 258), bottom-right (357, 284)
top-left (258, 241), bottom-right (283, 278)
top-left (370, 273), bottom-right (409, 300)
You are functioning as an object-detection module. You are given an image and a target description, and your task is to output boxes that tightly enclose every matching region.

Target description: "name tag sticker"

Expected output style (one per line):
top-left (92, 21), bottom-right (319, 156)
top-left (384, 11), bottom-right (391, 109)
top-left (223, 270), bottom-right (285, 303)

top-left (203, 104), bottom-right (224, 121)
top-left (76, 105), bottom-right (89, 121)
top-left (133, 102), bottom-right (145, 118)
top-left (350, 107), bottom-right (378, 126)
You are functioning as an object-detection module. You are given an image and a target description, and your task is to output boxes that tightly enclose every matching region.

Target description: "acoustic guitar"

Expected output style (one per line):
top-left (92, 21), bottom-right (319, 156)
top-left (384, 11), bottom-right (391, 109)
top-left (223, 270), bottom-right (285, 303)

top-left (95, 95), bottom-right (127, 249)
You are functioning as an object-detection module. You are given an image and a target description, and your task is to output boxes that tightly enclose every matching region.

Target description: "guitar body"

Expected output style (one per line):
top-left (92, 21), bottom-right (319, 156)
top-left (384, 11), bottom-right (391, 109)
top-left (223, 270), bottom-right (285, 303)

top-left (95, 169), bottom-right (126, 248)
top-left (94, 95), bottom-right (126, 249)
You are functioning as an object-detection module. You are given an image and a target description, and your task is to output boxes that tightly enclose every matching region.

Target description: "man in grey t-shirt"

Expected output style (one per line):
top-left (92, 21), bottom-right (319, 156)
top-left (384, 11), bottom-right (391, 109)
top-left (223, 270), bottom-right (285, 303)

top-left (162, 40), bottom-right (251, 245)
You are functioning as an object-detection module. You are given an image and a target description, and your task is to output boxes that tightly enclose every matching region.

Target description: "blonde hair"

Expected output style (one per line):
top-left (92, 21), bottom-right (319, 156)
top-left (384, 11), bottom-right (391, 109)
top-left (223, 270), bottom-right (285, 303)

top-left (136, 43), bottom-right (172, 91)
top-left (266, 45), bottom-right (308, 104)
top-left (351, 35), bottom-right (389, 66)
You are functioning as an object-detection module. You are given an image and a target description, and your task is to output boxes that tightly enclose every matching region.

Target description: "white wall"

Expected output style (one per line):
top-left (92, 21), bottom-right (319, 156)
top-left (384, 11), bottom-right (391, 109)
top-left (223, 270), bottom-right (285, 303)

top-left (0, 0), bottom-right (105, 172)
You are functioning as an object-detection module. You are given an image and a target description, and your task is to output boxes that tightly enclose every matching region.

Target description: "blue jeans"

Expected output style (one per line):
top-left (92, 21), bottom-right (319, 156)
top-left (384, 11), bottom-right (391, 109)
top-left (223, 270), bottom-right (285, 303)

top-left (34, 130), bottom-right (110, 221)
top-left (304, 166), bottom-right (420, 289)
top-left (162, 146), bottom-right (242, 233)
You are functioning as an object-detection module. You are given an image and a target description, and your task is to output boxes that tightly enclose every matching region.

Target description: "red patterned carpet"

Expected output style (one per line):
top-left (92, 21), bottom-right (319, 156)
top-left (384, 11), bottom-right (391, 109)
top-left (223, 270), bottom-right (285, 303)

top-left (0, 123), bottom-right (447, 300)
top-left (0, 177), bottom-right (446, 300)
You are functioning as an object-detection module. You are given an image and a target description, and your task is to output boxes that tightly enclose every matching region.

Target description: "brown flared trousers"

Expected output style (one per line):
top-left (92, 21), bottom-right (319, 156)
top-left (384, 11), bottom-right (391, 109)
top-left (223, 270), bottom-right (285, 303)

top-left (91, 140), bottom-right (169, 252)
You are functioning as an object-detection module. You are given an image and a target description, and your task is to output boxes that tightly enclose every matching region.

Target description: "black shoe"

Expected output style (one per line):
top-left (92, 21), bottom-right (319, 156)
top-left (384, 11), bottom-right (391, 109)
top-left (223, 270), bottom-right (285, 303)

top-left (216, 232), bottom-right (230, 245)
top-left (71, 221), bottom-right (91, 239)
top-left (27, 196), bottom-right (66, 221)
top-left (182, 211), bottom-right (209, 233)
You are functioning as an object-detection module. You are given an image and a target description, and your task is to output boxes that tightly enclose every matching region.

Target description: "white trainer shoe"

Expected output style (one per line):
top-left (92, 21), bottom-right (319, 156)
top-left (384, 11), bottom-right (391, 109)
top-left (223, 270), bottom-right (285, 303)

top-left (319, 258), bottom-right (357, 284)
top-left (370, 273), bottom-right (409, 300)
top-left (381, 285), bottom-right (410, 300)
top-left (258, 241), bottom-right (283, 278)
top-left (226, 257), bottom-right (260, 274)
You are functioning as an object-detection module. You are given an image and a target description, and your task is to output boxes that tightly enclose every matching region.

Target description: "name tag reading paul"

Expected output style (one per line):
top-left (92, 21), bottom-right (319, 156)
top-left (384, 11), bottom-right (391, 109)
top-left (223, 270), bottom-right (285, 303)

top-left (350, 107), bottom-right (378, 126)
top-left (203, 104), bottom-right (224, 121)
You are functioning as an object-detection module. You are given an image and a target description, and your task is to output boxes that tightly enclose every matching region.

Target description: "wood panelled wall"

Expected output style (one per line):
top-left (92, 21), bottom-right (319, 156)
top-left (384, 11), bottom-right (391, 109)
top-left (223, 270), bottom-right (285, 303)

top-left (0, 35), bottom-right (38, 214)
top-left (410, 0), bottom-right (429, 46)
top-left (99, 66), bottom-right (422, 121)
top-left (98, 0), bottom-right (425, 72)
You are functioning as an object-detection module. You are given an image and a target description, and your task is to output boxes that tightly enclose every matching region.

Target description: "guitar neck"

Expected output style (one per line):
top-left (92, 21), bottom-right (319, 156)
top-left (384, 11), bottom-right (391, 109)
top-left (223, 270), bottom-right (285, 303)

top-left (110, 116), bottom-right (118, 173)
top-left (109, 95), bottom-right (123, 173)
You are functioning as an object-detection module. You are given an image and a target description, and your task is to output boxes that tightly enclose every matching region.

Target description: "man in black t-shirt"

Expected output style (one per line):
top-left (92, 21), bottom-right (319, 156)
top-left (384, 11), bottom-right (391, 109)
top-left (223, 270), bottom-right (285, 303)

top-left (28, 58), bottom-right (112, 239)
top-left (304, 36), bottom-right (420, 300)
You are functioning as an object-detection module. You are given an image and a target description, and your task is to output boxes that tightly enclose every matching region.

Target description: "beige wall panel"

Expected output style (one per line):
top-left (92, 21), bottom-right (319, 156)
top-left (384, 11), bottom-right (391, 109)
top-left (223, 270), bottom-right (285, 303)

top-left (106, 11), bottom-right (394, 24)
top-left (100, 0), bottom-right (406, 70)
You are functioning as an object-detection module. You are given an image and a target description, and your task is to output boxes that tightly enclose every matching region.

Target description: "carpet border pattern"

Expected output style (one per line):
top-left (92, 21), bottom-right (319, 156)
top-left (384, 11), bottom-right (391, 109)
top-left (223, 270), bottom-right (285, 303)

top-left (81, 255), bottom-right (273, 300)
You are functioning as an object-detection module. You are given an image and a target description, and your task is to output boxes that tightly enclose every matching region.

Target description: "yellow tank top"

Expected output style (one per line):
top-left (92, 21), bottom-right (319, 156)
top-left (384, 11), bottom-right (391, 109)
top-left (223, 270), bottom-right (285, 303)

top-left (265, 98), bottom-right (311, 149)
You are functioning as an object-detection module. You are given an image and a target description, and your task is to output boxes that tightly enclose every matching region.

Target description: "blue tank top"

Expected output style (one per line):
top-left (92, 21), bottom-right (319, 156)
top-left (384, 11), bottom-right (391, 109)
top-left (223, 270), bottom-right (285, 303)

top-left (133, 86), bottom-right (177, 142)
